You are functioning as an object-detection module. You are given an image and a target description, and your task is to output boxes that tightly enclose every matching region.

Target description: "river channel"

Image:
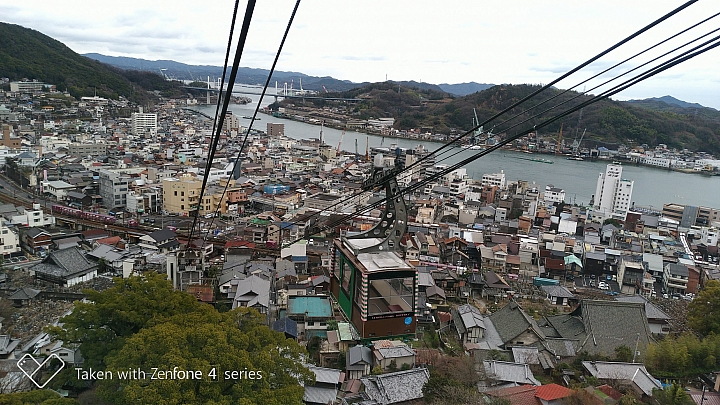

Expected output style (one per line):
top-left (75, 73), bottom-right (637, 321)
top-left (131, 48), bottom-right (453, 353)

top-left (196, 89), bottom-right (720, 210)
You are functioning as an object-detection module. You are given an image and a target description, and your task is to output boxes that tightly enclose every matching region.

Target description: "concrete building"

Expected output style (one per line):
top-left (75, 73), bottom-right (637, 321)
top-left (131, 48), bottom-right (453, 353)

top-left (68, 142), bottom-right (108, 157)
top-left (0, 218), bottom-right (21, 257)
top-left (544, 184), bottom-right (565, 203)
top-left (98, 170), bottom-right (130, 209)
top-left (267, 123), bottom-right (284, 137)
top-left (162, 176), bottom-right (202, 216)
top-left (9, 81), bottom-right (44, 94)
top-left (593, 163), bottom-right (634, 220)
top-left (481, 171), bottom-right (506, 189)
top-left (131, 113), bottom-right (158, 137)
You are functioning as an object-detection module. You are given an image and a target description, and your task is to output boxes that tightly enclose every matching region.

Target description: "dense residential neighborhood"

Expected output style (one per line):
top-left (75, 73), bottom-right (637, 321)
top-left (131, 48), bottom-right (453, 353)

top-left (0, 75), bottom-right (719, 405)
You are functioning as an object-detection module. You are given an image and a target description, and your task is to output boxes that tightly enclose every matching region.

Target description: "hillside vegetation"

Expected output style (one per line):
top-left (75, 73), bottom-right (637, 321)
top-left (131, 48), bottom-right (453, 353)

top-left (310, 83), bottom-right (720, 154)
top-left (0, 23), bottom-right (183, 102)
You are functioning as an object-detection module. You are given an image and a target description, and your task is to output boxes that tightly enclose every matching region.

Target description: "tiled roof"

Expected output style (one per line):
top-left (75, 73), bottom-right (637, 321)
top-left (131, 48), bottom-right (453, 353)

top-left (483, 361), bottom-right (541, 386)
top-left (615, 295), bottom-right (670, 320)
top-left (535, 383), bottom-right (573, 400)
top-left (575, 300), bottom-right (653, 358)
top-left (8, 287), bottom-right (40, 301)
top-left (347, 345), bottom-right (372, 367)
top-left (231, 274), bottom-right (270, 309)
top-left (488, 301), bottom-right (545, 345)
top-left (360, 368), bottom-right (429, 405)
top-left (31, 247), bottom-right (98, 279)
top-left (486, 385), bottom-right (539, 405)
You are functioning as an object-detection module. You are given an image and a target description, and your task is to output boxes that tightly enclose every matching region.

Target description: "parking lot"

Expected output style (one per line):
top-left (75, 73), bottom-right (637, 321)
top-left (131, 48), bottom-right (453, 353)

top-left (575, 275), bottom-right (621, 295)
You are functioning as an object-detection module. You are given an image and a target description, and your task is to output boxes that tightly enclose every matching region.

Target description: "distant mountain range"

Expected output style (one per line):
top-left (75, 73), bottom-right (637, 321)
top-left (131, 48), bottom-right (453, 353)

top-left (2, 22), bottom-right (718, 153)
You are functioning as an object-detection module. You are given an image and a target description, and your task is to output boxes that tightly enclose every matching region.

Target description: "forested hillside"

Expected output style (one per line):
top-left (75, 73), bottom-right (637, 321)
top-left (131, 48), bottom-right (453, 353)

top-left (0, 23), bottom-right (183, 102)
top-left (314, 83), bottom-right (720, 154)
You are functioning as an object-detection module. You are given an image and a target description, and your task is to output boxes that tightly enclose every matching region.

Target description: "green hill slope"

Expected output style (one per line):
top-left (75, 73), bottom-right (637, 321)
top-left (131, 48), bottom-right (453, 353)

top-left (314, 83), bottom-right (720, 154)
top-left (0, 23), bottom-right (182, 101)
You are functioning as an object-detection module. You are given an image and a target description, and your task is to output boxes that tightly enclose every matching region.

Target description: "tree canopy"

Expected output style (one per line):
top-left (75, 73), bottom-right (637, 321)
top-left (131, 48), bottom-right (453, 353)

top-left (48, 273), bottom-right (312, 404)
top-left (48, 272), bottom-right (206, 370)
top-left (98, 307), bottom-right (313, 405)
top-left (687, 280), bottom-right (720, 336)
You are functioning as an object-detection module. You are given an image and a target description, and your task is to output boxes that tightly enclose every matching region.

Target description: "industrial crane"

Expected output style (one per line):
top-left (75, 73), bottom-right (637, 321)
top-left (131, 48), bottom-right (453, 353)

top-left (556, 123), bottom-right (564, 155)
top-left (337, 129), bottom-right (345, 154)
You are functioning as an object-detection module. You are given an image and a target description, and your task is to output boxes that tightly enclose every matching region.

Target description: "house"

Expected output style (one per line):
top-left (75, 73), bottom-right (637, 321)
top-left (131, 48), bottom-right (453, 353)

top-left (272, 317), bottom-right (298, 340)
top-left (616, 295), bottom-right (671, 335)
top-left (0, 336), bottom-right (20, 359)
top-left (8, 287), bottom-right (40, 307)
top-left (542, 300), bottom-right (653, 359)
top-left (230, 274), bottom-right (270, 313)
top-left (480, 360), bottom-right (541, 391)
top-left (486, 384), bottom-right (573, 405)
top-left (29, 247), bottom-right (98, 286)
top-left (21, 227), bottom-right (52, 255)
top-left (138, 229), bottom-right (180, 253)
top-left (358, 368), bottom-right (430, 405)
top-left (582, 361), bottom-right (662, 398)
top-left (35, 340), bottom-right (83, 366)
top-left (286, 296), bottom-right (333, 340)
top-left (372, 340), bottom-right (415, 371)
top-left (488, 301), bottom-right (545, 348)
top-left (452, 304), bottom-right (485, 348)
top-left (346, 345), bottom-right (373, 380)
top-left (303, 366), bottom-right (342, 405)
top-left (541, 285), bottom-right (575, 306)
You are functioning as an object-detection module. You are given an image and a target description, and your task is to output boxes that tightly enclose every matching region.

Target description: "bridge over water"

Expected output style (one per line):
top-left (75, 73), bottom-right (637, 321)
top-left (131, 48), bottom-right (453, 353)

top-left (181, 86), bottom-right (362, 102)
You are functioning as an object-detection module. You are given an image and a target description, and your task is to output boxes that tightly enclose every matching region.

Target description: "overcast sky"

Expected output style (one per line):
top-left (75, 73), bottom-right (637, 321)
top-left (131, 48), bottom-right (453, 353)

top-left (3, 1), bottom-right (720, 108)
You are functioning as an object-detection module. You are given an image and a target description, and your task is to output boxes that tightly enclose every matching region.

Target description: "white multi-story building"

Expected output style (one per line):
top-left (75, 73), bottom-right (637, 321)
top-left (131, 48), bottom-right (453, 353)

top-left (543, 184), bottom-right (565, 203)
top-left (449, 179), bottom-right (469, 196)
top-left (131, 113), bottom-right (158, 137)
top-left (0, 218), bottom-right (21, 257)
top-left (481, 171), bottom-right (506, 189)
top-left (593, 163), bottom-right (634, 220)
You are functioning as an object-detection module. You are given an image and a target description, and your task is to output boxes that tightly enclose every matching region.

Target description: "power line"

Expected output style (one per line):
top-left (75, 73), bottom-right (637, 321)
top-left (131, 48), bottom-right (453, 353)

top-left (283, 32), bottom-right (720, 250)
top-left (200, 0), bottom-right (303, 248)
top-left (415, 24), bottom-right (720, 175)
top-left (188, 0), bottom-right (257, 244)
top-left (248, 0), bottom-right (701, 247)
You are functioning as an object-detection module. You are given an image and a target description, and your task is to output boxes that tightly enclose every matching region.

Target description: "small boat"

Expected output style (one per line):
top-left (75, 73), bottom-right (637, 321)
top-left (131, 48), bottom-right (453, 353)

top-left (567, 156), bottom-right (584, 161)
top-left (242, 116), bottom-right (252, 119)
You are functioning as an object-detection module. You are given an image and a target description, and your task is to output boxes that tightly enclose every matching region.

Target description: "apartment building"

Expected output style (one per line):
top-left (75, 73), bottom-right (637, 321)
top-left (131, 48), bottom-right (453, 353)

top-left (98, 170), bottom-right (130, 209)
top-left (593, 163), bottom-right (634, 220)
top-left (162, 176), bottom-right (202, 216)
top-left (131, 113), bottom-right (158, 137)
top-left (68, 142), bottom-right (108, 157)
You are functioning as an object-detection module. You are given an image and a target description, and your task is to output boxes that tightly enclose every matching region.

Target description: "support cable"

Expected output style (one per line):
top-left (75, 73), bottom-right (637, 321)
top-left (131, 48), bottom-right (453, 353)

top-left (188, 0), bottom-right (257, 244)
top-left (201, 0), bottom-right (303, 248)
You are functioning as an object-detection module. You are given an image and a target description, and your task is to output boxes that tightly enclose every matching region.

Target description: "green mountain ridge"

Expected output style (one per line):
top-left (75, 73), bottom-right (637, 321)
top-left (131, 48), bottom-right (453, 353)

top-left (313, 82), bottom-right (720, 154)
top-left (0, 23), bottom-right (183, 102)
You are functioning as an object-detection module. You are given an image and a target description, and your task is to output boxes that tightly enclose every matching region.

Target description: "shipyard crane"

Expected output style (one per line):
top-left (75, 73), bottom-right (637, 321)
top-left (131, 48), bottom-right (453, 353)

top-left (472, 108), bottom-right (483, 144)
top-left (572, 128), bottom-right (586, 156)
top-left (322, 85), bottom-right (329, 93)
top-left (337, 129), bottom-right (345, 154)
top-left (556, 123), bottom-right (564, 155)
